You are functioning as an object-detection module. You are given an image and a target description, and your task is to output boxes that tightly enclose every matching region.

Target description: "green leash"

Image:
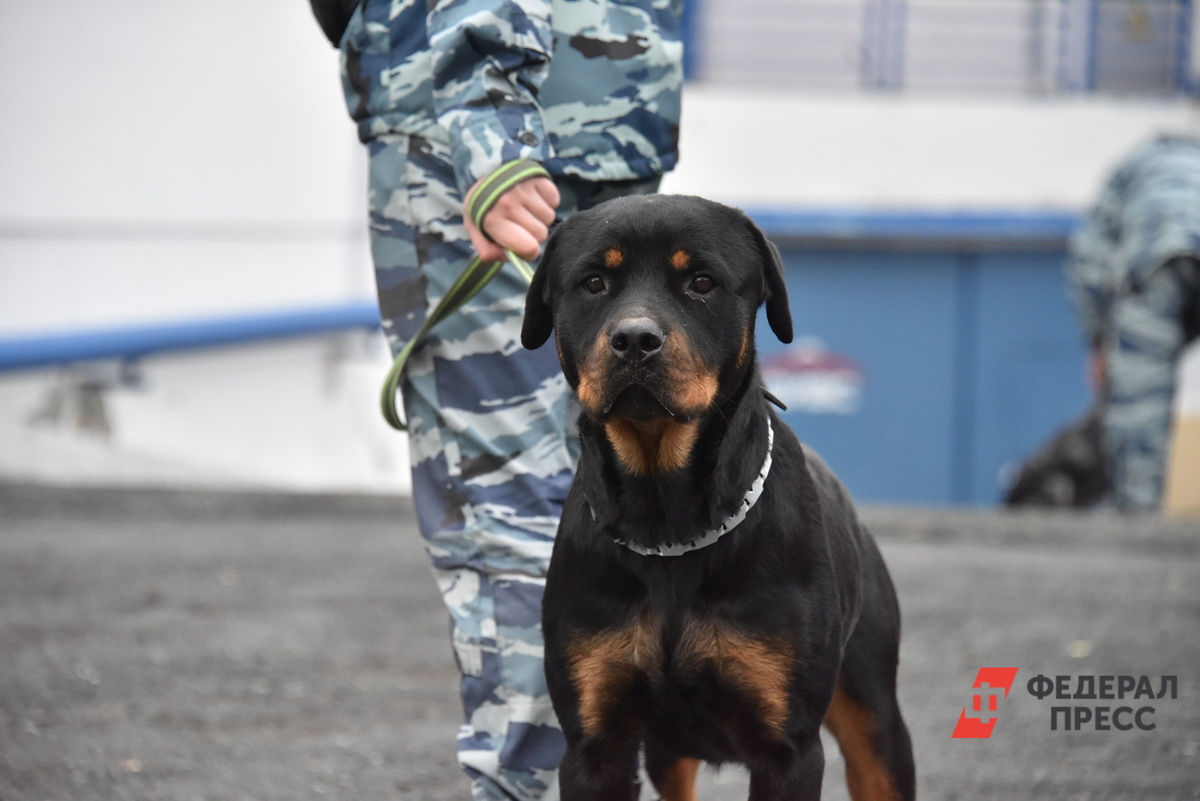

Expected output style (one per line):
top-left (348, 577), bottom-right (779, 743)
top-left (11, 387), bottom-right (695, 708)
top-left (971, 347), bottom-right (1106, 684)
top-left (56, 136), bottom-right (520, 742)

top-left (379, 160), bottom-right (548, 431)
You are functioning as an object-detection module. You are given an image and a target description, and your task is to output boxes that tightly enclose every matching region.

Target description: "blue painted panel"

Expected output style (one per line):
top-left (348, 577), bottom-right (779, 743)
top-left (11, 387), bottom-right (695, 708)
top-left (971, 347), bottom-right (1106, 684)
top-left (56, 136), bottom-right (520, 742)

top-left (967, 252), bottom-right (1092, 504)
top-left (758, 248), bottom-right (961, 505)
top-left (756, 245), bottom-right (1091, 507)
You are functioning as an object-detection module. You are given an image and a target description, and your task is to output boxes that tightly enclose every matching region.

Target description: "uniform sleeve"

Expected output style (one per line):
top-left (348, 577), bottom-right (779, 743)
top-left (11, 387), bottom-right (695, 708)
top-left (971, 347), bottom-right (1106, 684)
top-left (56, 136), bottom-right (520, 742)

top-left (427, 0), bottom-right (555, 195)
top-left (1123, 154), bottom-right (1200, 284)
top-left (1067, 183), bottom-right (1122, 348)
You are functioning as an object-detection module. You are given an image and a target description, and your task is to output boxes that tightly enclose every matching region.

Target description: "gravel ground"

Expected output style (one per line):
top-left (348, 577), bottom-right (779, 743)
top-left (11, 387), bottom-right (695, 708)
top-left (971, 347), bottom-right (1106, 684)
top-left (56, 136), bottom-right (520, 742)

top-left (0, 484), bottom-right (1197, 801)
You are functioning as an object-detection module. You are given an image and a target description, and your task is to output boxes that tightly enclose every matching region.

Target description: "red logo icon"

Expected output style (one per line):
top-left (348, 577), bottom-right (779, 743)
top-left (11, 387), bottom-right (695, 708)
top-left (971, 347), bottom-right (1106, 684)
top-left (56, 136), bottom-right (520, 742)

top-left (952, 667), bottom-right (1019, 738)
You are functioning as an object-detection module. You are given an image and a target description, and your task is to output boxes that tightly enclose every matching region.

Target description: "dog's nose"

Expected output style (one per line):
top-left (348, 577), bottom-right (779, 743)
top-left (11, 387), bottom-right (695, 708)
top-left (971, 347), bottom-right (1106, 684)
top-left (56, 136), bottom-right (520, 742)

top-left (610, 318), bottom-right (664, 363)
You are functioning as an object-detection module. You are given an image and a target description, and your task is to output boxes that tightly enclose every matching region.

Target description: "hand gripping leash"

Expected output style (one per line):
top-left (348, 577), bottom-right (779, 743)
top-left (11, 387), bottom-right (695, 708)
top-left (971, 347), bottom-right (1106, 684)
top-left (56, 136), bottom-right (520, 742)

top-left (379, 160), bottom-right (549, 430)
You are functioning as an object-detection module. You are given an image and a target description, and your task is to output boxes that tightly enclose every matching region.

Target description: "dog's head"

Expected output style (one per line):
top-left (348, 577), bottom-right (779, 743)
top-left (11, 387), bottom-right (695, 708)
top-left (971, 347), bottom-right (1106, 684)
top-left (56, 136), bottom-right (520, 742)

top-left (522, 195), bottom-right (792, 475)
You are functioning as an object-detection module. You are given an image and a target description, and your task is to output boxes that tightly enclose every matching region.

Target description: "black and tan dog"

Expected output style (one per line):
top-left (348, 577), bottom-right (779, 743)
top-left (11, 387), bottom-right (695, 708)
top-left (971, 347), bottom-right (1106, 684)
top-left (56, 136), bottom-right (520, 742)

top-left (521, 195), bottom-right (915, 801)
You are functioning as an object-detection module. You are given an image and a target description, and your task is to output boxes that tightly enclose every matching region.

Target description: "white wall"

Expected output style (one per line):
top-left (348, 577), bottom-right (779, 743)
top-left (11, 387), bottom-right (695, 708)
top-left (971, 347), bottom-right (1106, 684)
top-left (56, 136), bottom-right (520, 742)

top-left (0, 2), bottom-right (409, 493)
top-left (0, 1), bottom-right (373, 336)
top-left (3, 4), bottom-right (1197, 337)
top-left (661, 87), bottom-right (1200, 210)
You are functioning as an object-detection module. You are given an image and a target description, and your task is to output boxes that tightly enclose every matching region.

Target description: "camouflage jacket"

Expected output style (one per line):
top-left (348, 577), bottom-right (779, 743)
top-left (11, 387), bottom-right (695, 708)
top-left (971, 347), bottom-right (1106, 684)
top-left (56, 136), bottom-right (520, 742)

top-left (1068, 134), bottom-right (1200, 346)
top-left (337, 0), bottom-right (683, 196)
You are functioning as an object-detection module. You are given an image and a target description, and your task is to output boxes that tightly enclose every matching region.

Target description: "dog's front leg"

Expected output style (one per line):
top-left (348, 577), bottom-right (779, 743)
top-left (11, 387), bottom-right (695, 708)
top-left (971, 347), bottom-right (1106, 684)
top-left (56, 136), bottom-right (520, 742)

top-left (747, 734), bottom-right (825, 801)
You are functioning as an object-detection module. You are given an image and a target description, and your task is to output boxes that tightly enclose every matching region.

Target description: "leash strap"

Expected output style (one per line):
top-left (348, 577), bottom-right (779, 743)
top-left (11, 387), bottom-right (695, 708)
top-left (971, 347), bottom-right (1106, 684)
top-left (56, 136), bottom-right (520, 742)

top-left (380, 160), bottom-right (549, 431)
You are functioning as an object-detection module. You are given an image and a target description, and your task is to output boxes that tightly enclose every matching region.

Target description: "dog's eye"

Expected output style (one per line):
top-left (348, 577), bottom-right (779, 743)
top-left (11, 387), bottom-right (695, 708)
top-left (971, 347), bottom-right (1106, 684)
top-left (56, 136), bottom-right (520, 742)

top-left (583, 276), bottom-right (607, 294)
top-left (689, 275), bottom-right (716, 294)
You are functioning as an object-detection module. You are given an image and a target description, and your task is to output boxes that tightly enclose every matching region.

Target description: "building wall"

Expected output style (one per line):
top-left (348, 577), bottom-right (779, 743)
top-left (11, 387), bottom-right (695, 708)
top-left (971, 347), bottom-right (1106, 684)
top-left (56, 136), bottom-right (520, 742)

top-left (759, 244), bottom-right (1091, 505)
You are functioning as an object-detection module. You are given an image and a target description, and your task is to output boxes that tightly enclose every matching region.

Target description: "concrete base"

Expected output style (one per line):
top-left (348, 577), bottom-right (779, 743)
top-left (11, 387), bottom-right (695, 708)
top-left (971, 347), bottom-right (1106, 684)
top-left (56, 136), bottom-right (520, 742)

top-left (1, 485), bottom-right (1196, 800)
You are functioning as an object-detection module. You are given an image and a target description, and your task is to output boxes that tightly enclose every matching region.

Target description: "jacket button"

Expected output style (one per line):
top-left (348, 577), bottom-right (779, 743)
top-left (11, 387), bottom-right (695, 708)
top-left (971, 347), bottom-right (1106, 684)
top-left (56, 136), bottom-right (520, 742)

top-left (519, 131), bottom-right (540, 147)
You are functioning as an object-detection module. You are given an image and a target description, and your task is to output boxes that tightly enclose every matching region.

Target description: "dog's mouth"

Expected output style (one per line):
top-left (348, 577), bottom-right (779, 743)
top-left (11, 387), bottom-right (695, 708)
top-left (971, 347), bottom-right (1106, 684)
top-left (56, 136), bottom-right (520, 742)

top-left (578, 339), bottom-right (719, 425)
top-left (603, 384), bottom-right (676, 422)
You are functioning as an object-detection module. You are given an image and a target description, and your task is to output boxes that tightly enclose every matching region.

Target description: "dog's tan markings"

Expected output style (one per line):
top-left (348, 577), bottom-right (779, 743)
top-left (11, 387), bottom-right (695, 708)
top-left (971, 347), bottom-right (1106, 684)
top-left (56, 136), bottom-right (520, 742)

top-left (678, 618), bottom-right (793, 739)
top-left (597, 329), bottom-right (713, 473)
top-left (604, 419), bottom-right (700, 475)
top-left (675, 371), bottom-right (719, 414)
top-left (652, 758), bottom-right (701, 801)
top-left (656, 419), bottom-right (700, 472)
top-left (604, 419), bottom-right (652, 475)
top-left (736, 328), bottom-right (751, 369)
top-left (568, 614), bottom-right (662, 738)
top-left (670, 249), bottom-right (690, 270)
top-left (575, 331), bottom-right (611, 417)
top-left (823, 683), bottom-right (903, 801)
top-left (605, 247), bottom-right (624, 269)
top-left (661, 337), bottom-right (719, 416)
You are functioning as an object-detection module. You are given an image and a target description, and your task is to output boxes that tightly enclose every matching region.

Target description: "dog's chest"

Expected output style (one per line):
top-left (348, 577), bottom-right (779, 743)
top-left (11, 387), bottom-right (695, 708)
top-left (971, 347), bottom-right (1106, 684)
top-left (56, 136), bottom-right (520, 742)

top-left (567, 611), bottom-right (794, 744)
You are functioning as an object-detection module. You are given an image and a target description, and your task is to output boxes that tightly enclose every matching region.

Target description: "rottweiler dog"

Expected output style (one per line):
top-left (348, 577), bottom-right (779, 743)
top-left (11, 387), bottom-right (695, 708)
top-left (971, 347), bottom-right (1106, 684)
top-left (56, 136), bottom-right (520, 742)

top-left (521, 195), bottom-right (915, 801)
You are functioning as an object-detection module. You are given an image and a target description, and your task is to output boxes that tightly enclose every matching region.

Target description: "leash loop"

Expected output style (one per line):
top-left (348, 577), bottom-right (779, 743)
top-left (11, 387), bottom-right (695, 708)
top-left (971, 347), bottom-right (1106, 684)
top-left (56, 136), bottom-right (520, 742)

top-left (379, 161), bottom-right (549, 431)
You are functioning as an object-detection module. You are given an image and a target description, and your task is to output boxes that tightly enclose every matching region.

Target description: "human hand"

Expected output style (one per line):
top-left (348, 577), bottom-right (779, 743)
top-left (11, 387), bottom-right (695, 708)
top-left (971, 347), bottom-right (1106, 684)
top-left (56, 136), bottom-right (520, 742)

top-left (464, 175), bottom-right (560, 262)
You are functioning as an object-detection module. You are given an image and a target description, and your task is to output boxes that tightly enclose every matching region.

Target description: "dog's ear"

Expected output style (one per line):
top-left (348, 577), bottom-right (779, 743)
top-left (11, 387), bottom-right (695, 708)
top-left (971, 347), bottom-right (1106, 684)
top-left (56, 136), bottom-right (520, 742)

top-left (521, 225), bottom-right (561, 350)
top-left (744, 217), bottom-right (793, 344)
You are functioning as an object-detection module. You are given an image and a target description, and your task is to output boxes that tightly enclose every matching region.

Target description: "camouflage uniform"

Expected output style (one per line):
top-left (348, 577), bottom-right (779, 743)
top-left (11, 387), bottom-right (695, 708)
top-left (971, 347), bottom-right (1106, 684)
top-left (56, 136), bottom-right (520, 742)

top-left (333, 1), bottom-right (682, 798)
top-left (1067, 135), bottom-right (1200, 511)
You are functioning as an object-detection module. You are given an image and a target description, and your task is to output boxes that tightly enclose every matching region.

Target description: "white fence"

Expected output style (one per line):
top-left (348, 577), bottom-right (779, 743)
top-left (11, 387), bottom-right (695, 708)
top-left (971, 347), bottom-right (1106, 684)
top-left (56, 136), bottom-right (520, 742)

top-left (697, 0), bottom-right (1198, 94)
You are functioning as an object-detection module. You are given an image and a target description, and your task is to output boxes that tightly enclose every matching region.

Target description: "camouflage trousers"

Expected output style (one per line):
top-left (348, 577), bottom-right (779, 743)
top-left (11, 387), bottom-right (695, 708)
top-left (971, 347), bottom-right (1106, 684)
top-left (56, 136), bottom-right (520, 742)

top-left (368, 132), bottom-right (658, 801)
top-left (1102, 257), bottom-right (1199, 510)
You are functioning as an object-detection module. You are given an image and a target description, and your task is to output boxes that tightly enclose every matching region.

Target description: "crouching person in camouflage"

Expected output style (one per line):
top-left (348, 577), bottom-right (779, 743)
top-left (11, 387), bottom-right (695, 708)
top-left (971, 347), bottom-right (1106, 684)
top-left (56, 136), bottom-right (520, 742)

top-left (310, 1), bottom-right (683, 797)
top-left (1068, 134), bottom-right (1200, 511)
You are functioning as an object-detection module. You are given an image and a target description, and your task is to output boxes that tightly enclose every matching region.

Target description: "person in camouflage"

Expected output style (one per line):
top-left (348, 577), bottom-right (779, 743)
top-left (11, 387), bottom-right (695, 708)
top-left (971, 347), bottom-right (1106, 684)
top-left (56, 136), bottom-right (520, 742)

top-left (310, 1), bottom-right (683, 798)
top-left (1067, 134), bottom-right (1200, 511)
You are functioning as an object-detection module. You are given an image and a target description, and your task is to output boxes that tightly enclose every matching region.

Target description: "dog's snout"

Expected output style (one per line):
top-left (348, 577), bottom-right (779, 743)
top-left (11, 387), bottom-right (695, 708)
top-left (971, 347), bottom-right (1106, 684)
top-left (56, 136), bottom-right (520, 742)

top-left (610, 318), bottom-right (664, 363)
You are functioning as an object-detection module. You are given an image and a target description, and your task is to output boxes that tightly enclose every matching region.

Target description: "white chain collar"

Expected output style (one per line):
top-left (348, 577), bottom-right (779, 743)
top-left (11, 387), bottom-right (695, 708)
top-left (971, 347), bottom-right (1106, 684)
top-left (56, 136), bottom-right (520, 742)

top-left (613, 418), bottom-right (774, 557)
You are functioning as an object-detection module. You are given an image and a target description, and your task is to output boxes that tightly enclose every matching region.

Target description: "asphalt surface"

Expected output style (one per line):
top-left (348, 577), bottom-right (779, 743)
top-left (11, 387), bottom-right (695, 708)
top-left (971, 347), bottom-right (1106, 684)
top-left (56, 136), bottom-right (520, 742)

top-left (0, 483), bottom-right (1198, 801)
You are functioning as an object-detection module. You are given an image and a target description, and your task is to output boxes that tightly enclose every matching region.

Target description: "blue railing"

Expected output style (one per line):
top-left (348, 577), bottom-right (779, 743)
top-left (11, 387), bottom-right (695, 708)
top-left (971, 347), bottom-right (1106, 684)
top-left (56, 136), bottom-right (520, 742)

top-left (0, 301), bottom-right (381, 373)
